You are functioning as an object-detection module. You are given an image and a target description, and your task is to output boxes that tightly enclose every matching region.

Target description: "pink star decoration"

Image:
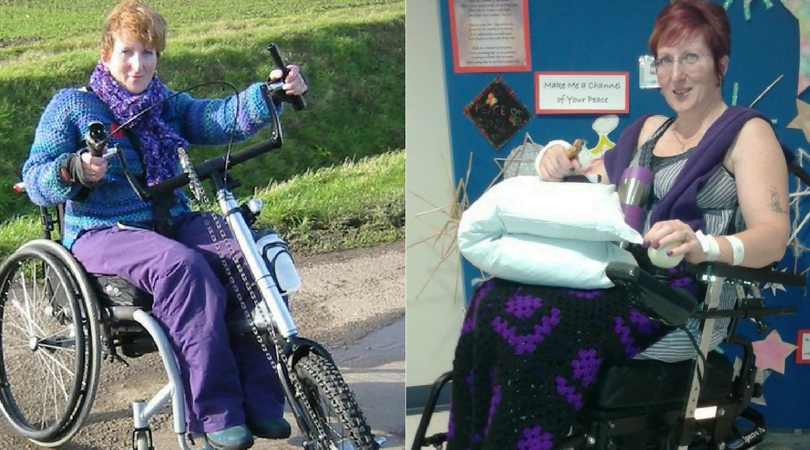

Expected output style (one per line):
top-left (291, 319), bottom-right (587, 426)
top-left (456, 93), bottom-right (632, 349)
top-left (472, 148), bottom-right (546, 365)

top-left (752, 330), bottom-right (797, 374)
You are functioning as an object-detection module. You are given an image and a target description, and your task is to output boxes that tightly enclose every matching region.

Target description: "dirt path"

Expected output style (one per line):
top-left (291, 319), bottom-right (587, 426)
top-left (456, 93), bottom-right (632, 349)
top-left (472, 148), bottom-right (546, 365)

top-left (0, 241), bottom-right (405, 450)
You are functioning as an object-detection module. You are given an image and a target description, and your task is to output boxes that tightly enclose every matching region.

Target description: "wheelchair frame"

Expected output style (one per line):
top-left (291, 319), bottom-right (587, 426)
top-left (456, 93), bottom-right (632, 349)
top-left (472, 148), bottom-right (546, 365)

top-left (412, 263), bottom-right (805, 450)
top-left (0, 51), bottom-right (380, 449)
top-left (411, 163), bottom-right (810, 450)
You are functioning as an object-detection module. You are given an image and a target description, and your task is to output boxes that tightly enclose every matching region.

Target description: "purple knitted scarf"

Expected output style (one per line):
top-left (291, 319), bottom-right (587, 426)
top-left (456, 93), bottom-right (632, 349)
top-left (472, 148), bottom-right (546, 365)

top-left (90, 62), bottom-right (188, 186)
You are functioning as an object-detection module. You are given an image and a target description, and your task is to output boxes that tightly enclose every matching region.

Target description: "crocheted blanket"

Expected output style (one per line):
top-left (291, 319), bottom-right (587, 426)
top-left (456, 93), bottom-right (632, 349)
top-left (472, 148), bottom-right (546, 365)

top-left (446, 278), bottom-right (674, 450)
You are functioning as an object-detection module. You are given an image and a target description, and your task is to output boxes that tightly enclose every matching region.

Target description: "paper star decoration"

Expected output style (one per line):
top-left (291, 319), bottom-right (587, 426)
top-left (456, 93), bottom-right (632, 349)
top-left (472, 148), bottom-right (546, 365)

top-left (788, 99), bottom-right (810, 142)
top-left (763, 268), bottom-right (787, 296)
top-left (752, 330), bottom-right (797, 374)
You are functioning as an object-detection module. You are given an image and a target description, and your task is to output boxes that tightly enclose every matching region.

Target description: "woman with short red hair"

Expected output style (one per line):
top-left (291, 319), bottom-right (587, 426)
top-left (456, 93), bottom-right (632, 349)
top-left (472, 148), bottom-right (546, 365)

top-left (451, 1), bottom-right (792, 449)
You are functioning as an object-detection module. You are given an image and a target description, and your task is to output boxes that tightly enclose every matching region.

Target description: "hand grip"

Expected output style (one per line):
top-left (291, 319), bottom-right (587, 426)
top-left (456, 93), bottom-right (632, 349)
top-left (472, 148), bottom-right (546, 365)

top-left (85, 121), bottom-right (108, 157)
top-left (267, 43), bottom-right (306, 111)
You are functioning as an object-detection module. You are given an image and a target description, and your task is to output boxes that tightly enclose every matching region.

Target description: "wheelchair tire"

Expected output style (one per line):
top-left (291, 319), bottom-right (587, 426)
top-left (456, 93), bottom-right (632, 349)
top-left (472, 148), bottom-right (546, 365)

top-left (0, 240), bottom-right (102, 447)
top-left (294, 352), bottom-right (379, 450)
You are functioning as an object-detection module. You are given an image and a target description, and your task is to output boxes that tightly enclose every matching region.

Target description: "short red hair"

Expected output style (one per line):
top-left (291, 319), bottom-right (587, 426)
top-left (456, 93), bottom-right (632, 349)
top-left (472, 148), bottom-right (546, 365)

top-left (101, 0), bottom-right (166, 59)
top-left (648, 0), bottom-right (730, 82)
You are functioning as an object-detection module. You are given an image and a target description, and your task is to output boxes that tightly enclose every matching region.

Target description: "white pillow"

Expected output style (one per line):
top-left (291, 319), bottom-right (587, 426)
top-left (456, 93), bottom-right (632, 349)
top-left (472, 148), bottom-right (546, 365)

top-left (457, 176), bottom-right (642, 289)
top-left (460, 176), bottom-right (643, 244)
top-left (460, 233), bottom-right (638, 289)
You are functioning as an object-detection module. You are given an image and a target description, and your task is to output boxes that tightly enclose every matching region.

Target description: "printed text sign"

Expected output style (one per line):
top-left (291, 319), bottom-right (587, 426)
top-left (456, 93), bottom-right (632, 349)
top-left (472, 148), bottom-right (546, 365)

top-left (535, 72), bottom-right (629, 114)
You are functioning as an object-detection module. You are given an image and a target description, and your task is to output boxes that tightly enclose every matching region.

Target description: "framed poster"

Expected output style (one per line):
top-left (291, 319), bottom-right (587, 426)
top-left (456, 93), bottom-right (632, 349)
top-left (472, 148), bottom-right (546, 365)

top-left (448, 0), bottom-right (531, 73)
top-left (462, 76), bottom-right (533, 149)
top-left (535, 71), bottom-right (630, 114)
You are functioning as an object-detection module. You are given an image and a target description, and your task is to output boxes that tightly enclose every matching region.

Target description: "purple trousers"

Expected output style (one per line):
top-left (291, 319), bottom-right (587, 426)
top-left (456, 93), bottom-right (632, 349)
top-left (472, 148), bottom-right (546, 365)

top-left (72, 212), bottom-right (285, 433)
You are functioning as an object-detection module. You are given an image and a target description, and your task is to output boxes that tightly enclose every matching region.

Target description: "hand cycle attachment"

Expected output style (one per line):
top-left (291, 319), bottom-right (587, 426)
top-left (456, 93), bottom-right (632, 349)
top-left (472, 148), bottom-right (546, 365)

top-left (108, 47), bottom-right (380, 450)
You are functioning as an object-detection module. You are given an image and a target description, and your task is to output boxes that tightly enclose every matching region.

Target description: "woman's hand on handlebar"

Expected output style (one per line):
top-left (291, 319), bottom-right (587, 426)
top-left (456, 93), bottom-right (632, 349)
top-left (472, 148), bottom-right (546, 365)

top-left (535, 144), bottom-right (581, 182)
top-left (80, 151), bottom-right (107, 183)
top-left (269, 64), bottom-right (307, 96)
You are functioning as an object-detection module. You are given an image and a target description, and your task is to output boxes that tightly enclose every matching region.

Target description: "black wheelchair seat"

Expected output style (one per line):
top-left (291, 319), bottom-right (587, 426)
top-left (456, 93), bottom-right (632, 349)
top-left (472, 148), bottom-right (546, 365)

top-left (88, 274), bottom-right (154, 309)
top-left (587, 351), bottom-right (732, 415)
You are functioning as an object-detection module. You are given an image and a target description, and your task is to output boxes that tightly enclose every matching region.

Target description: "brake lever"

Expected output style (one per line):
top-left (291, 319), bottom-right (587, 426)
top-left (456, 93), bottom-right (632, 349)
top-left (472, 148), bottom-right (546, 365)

top-left (266, 43), bottom-right (306, 111)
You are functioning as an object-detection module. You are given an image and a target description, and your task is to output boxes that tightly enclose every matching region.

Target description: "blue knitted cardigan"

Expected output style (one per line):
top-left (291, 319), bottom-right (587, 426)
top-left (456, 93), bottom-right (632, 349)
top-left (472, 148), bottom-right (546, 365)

top-left (22, 82), bottom-right (282, 249)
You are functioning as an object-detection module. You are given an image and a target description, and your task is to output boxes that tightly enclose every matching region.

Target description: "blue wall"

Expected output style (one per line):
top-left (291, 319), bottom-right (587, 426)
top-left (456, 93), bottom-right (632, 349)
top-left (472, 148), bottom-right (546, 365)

top-left (438, 0), bottom-right (810, 429)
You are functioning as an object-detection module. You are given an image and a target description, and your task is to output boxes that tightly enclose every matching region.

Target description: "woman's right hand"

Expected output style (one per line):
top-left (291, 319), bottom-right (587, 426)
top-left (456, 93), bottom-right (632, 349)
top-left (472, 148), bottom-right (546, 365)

top-left (80, 151), bottom-right (108, 183)
top-left (535, 144), bottom-right (581, 182)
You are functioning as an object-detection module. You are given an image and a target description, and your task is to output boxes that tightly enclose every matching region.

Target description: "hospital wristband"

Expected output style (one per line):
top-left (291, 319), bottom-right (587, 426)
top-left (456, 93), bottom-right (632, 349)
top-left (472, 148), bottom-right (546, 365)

top-left (724, 235), bottom-right (745, 266)
top-left (694, 230), bottom-right (721, 262)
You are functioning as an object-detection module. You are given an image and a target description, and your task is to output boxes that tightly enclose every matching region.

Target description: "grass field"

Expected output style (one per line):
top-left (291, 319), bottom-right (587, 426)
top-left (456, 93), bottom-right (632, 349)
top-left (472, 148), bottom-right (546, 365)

top-left (0, 0), bottom-right (404, 256)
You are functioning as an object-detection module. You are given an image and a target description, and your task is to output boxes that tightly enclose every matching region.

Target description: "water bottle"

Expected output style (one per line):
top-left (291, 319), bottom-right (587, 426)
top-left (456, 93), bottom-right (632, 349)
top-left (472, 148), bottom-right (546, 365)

top-left (256, 232), bottom-right (301, 294)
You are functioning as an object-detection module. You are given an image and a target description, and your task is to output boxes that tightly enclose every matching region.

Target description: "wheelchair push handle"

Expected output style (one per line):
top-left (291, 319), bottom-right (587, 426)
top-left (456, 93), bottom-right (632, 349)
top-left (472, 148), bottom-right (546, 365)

top-left (267, 43), bottom-right (306, 111)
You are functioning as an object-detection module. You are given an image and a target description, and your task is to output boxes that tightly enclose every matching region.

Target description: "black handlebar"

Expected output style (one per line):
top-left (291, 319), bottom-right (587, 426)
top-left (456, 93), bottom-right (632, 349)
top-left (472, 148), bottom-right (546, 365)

top-left (146, 136), bottom-right (282, 198)
top-left (268, 44), bottom-right (306, 111)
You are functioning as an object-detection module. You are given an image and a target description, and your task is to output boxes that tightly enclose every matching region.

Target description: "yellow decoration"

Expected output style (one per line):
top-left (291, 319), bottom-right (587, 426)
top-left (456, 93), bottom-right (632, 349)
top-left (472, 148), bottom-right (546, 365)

top-left (787, 99), bottom-right (810, 142)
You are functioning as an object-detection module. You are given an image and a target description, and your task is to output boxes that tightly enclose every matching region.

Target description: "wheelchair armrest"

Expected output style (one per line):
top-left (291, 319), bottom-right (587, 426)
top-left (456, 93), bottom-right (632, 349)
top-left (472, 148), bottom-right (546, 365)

top-left (606, 262), bottom-right (698, 327)
top-left (685, 262), bottom-right (806, 286)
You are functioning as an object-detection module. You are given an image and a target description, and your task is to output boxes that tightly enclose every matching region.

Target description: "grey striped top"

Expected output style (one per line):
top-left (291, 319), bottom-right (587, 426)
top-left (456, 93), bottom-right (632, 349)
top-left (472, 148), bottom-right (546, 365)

top-left (630, 118), bottom-right (740, 362)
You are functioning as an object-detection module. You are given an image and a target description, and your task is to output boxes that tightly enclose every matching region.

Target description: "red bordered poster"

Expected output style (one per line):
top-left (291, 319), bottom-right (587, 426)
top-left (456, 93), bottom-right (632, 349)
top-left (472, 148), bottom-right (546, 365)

top-left (798, 329), bottom-right (810, 364)
top-left (535, 71), bottom-right (630, 114)
top-left (448, 0), bottom-right (531, 73)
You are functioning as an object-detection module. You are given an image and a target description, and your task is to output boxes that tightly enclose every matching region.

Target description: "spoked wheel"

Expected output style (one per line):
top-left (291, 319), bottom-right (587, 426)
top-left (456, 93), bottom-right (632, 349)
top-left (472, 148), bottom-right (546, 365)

top-left (294, 352), bottom-right (379, 450)
top-left (0, 241), bottom-right (101, 447)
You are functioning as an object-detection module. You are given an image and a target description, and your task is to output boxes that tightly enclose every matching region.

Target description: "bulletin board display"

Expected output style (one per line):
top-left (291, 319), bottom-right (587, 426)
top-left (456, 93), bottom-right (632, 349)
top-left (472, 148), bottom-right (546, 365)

top-left (435, 0), bottom-right (810, 430)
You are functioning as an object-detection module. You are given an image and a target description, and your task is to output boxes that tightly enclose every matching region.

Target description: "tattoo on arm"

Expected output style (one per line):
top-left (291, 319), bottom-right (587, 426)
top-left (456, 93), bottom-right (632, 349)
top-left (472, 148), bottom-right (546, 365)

top-left (770, 188), bottom-right (788, 215)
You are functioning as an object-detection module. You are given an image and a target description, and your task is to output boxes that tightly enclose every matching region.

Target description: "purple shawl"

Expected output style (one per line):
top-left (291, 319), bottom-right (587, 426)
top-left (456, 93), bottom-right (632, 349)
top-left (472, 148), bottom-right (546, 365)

top-left (89, 62), bottom-right (188, 186)
top-left (604, 106), bottom-right (794, 232)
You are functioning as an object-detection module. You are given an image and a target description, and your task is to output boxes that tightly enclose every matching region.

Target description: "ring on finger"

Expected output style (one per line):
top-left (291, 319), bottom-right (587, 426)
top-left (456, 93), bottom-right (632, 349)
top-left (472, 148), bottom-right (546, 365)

top-left (681, 230), bottom-right (689, 242)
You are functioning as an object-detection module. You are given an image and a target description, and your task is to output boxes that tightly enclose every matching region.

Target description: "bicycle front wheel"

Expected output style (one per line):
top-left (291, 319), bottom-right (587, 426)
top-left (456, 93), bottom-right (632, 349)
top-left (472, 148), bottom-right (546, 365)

top-left (294, 352), bottom-right (378, 450)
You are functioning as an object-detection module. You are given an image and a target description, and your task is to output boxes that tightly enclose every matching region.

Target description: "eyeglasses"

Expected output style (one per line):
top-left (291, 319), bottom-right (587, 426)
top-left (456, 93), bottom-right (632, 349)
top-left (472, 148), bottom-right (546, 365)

top-left (653, 52), bottom-right (711, 72)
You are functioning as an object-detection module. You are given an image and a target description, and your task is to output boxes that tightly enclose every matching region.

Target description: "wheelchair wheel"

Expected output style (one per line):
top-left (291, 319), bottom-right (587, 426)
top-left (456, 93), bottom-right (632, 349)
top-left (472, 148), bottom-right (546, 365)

top-left (0, 240), bottom-right (101, 447)
top-left (294, 352), bottom-right (379, 450)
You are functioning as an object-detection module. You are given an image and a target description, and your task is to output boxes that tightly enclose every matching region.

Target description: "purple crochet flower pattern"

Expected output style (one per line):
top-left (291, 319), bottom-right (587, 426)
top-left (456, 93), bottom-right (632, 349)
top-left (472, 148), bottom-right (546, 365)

top-left (565, 289), bottom-right (603, 299)
top-left (89, 62), bottom-right (188, 186)
top-left (505, 292), bottom-right (543, 319)
top-left (462, 280), bottom-right (495, 334)
top-left (555, 376), bottom-right (583, 410)
top-left (571, 348), bottom-right (602, 387)
top-left (629, 310), bottom-right (660, 335)
top-left (613, 316), bottom-right (640, 357)
top-left (492, 308), bottom-right (561, 354)
top-left (517, 425), bottom-right (553, 450)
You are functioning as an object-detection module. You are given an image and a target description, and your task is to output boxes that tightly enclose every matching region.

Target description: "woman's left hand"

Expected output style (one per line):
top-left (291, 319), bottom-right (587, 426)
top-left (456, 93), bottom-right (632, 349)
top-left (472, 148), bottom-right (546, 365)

top-left (269, 64), bottom-right (307, 96)
top-left (643, 219), bottom-right (708, 264)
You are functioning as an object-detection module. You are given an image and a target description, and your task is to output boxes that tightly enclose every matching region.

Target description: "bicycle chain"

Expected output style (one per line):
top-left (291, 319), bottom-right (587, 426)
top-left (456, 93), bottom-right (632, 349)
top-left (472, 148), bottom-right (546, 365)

top-left (178, 147), bottom-right (209, 204)
top-left (200, 210), bottom-right (329, 442)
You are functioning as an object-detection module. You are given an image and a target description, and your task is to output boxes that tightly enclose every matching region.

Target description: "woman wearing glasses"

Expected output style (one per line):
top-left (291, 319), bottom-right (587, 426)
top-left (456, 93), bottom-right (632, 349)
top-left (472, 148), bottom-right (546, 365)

top-left (448, 1), bottom-right (792, 449)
